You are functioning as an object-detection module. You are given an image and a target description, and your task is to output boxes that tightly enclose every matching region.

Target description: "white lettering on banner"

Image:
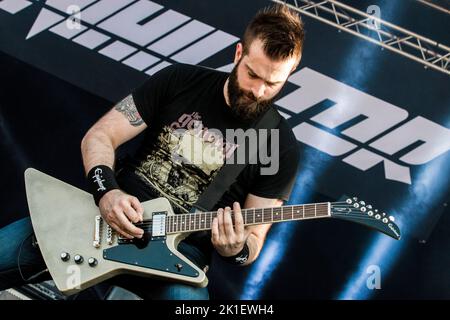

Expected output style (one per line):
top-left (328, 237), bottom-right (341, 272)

top-left (293, 122), bottom-right (357, 156)
top-left (1, 2), bottom-right (449, 185)
top-left (280, 67), bottom-right (450, 184)
top-left (16, 0), bottom-right (238, 71)
top-left (0, 0), bottom-right (32, 14)
top-left (370, 116), bottom-right (450, 165)
top-left (99, 2), bottom-right (188, 47)
top-left (279, 67), bottom-right (410, 143)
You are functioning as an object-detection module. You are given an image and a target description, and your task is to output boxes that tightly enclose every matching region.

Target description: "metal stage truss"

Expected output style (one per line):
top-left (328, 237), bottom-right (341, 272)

top-left (273, 0), bottom-right (450, 76)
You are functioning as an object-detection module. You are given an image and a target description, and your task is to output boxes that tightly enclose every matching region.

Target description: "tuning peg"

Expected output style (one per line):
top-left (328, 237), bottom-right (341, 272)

top-left (382, 212), bottom-right (386, 217)
top-left (389, 216), bottom-right (395, 222)
top-left (346, 198), bottom-right (352, 204)
top-left (359, 201), bottom-right (366, 206)
top-left (382, 217), bottom-right (388, 223)
top-left (368, 211), bottom-right (374, 216)
top-left (375, 214), bottom-right (381, 220)
top-left (353, 203), bottom-right (360, 208)
top-left (374, 209), bottom-right (379, 213)
top-left (361, 207), bottom-right (366, 212)
top-left (353, 197), bottom-right (358, 202)
top-left (366, 205), bottom-right (372, 209)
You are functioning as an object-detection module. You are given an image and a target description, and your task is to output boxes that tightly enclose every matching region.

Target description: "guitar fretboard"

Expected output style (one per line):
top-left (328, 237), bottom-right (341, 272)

top-left (165, 203), bottom-right (330, 234)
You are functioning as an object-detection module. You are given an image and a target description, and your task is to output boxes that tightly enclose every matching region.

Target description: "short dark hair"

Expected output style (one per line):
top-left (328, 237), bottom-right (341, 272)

top-left (242, 4), bottom-right (305, 62)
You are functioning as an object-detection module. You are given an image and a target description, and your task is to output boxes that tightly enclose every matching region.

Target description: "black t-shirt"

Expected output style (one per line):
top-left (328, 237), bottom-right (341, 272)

top-left (116, 63), bottom-right (299, 265)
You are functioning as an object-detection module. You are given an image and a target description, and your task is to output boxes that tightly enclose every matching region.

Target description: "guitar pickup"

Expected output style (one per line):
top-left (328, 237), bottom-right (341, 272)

top-left (152, 212), bottom-right (167, 238)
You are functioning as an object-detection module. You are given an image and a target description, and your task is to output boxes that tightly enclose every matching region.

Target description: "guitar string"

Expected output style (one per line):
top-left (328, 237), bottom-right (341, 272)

top-left (132, 203), bottom-right (337, 227)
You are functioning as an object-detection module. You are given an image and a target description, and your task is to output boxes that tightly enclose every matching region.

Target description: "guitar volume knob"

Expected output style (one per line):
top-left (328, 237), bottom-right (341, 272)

top-left (60, 252), bottom-right (70, 262)
top-left (88, 257), bottom-right (98, 267)
top-left (74, 254), bottom-right (84, 264)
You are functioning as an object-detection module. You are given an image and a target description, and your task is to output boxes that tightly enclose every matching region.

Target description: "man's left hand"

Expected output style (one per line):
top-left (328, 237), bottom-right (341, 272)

top-left (211, 202), bottom-right (248, 257)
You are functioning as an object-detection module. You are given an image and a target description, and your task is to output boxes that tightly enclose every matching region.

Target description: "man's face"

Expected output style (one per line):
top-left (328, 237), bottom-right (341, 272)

top-left (228, 38), bottom-right (299, 121)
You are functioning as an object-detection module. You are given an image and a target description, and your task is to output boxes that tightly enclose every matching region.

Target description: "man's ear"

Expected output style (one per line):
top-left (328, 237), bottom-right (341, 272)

top-left (234, 42), bottom-right (243, 64)
top-left (290, 55), bottom-right (302, 74)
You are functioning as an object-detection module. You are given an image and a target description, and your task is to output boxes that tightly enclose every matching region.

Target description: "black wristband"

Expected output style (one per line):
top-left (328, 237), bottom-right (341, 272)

top-left (87, 165), bottom-right (120, 206)
top-left (220, 242), bottom-right (250, 265)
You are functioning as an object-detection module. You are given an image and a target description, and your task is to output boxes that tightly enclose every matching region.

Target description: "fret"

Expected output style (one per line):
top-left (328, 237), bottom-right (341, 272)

top-left (203, 212), bottom-right (207, 229)
top-left (253, 208), bottom-right (255, 224)
top-left (305, 204), bottom-right (314, 218)
top-left (243, 210), bottom-right (247, 225)
top-left (187, 214), bottom-right (191, 231)
top-left (207, 212), bottom-right (211, 229)
top-left (262, 208), bottom-right (267, 223)
top-left (167, 216), bottom-right (171, 233)
top-left (314, 203), bottom-right (317, 218)
top-left (273, 207), bottom-right (281, 222)
top-left (293, 206), bottom-right (301, 219)
top-left (256, 208), bottom-right (262, 223)
top-left (200, 213), bottom-right (205, 230)
top-left (302, 205), bottom-right (305, 219)
top-left (195, 213), bottom-right (199, 231)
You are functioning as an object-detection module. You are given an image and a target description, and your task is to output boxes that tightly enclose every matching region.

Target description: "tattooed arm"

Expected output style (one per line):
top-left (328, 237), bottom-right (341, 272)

top-left (81, 94), bottom-right (146, 173)
top-left (81, 95), bottom-right (147, 239)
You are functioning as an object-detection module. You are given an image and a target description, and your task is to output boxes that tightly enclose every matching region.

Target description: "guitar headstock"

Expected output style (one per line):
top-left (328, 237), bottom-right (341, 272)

top-left (331, 196), bottom-right (401, 240)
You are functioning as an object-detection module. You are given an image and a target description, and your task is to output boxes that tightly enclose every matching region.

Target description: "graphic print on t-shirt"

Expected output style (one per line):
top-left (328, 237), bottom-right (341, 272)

top-left (135, 112), bottom-right (238, 213)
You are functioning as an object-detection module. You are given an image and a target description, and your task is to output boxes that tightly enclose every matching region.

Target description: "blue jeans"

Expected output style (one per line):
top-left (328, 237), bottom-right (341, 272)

top-left (0, 217), bottom-right (209, 300)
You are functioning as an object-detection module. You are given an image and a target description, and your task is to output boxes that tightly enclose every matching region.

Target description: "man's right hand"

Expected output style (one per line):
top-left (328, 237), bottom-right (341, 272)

top-left (98, 189), bottom-right (144, 239)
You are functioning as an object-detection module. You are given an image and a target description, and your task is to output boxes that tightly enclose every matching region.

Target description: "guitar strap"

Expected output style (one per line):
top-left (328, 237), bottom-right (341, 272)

top-left (192, 106), bottom-right (281, 212)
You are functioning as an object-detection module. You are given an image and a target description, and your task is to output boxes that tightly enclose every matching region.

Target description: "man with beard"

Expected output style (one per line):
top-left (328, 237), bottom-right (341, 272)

top-left (0, 4), bottom-right (304, 299)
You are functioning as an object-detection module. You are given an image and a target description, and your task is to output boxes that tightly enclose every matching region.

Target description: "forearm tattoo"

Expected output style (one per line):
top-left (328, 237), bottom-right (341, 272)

top-left (115, 95), bottom-right (144, 127)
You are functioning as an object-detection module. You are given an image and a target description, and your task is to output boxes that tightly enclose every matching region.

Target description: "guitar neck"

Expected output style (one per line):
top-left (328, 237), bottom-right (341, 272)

top-left (165, 202), bottom-right (331, 234)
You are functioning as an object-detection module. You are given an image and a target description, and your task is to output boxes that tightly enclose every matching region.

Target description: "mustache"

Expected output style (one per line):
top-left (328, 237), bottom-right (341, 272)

top-left (242, 91), bottom-right (258, 103)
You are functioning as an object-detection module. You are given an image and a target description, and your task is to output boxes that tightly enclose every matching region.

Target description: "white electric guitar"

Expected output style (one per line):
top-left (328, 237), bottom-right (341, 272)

top-left (24, 168), bottom-right (401, 296)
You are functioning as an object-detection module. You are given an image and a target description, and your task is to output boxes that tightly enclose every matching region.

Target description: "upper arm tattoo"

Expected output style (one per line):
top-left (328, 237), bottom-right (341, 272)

top-left (115, 94), bottom-right (144, 127)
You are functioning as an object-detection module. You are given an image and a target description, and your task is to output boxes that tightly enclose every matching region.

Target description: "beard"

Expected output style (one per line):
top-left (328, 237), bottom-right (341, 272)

top-left (227, 60), bottom-right (276, 122)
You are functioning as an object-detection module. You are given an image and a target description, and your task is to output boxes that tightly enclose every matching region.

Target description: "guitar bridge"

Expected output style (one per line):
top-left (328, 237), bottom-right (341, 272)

top-left (93, 215), bottom-right (102, 248)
